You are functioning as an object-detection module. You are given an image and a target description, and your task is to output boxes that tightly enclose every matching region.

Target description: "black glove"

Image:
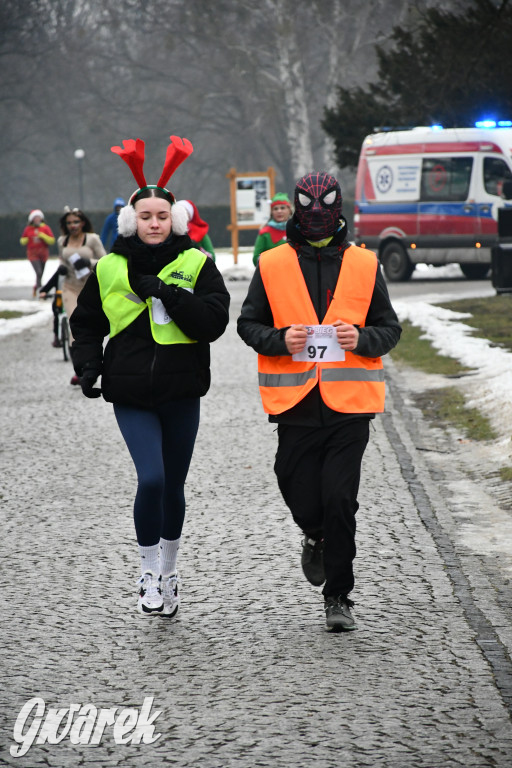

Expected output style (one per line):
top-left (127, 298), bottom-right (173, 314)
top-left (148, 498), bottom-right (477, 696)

top-left (131, 273), bottom-right (175, 302)
top-left (57, 264), bottom-right (68, 276)
top-left (80, 364), bottom-right (102, 399)
top-left (73, 257), bottom-right (91, 271)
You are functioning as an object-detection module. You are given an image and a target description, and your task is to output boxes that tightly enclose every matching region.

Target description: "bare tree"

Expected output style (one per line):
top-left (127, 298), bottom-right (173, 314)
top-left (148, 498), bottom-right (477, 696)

top-left (0, 0), bottom-right (454, 214)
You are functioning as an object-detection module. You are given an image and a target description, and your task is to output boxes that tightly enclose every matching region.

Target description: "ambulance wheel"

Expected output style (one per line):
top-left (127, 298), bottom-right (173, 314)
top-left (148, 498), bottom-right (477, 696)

top-left (381, 242), bottom-right (414, 282)
top-left (460, 263), bottom-right (490, 280)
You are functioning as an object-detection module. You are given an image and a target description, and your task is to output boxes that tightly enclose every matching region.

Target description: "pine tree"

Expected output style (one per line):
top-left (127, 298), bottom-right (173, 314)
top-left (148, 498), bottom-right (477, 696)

top-left (322, 0), bottom-right (512, 168)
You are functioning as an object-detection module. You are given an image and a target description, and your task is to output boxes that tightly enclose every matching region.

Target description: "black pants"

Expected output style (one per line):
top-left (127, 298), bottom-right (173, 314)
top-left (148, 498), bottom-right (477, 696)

top-left (274, 419), bottom-right (370, 598)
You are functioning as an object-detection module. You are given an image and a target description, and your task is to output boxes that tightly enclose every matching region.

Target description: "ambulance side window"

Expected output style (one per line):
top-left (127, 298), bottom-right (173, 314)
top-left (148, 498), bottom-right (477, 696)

top-left (483, 157), bottom-right (512, 197)
top-left (420, 157), bottom-right (473, 202)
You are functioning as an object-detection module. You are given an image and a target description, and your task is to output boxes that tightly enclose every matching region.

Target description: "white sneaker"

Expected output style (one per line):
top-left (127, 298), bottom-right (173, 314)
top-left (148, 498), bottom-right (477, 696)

top-left (160, 573), bottom-right (180, 618)
top-left (137, 572), bottom-right (163, 616)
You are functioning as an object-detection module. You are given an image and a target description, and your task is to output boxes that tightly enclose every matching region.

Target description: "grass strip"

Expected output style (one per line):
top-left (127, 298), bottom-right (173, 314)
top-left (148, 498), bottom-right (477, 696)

top-left (0, 310), bottom-right (24, 320)
top-left (412, 386), bottom-right (497, 442)
top-left (389, 319), bottom-right (471, 376)
top-left (390, 318), bottom-right (496, 442)
top-left (438, 295), bottom-right (512, 353)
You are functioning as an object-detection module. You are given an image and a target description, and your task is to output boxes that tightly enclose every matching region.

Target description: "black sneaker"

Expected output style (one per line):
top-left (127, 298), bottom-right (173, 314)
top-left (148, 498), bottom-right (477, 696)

top-left (301, 536), bottom-right (325, 586)
top-left (325, 595), bottom-right (356, 631)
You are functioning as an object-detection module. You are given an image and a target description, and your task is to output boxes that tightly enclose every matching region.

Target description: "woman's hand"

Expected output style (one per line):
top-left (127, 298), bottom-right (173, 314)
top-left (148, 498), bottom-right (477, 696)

top-left (73, 257), bottom-right (91, 271)
top-left (130, 274), bottom-right (163, 301)
top-left (130, 273), bottom-right (179, 304)
top-left (80, 363), bottom-right (102, 398)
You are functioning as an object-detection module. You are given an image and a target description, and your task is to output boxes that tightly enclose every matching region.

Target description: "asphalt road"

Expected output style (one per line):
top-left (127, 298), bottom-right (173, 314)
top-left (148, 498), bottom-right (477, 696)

top-left (387, 274), bottom-right (494, 301)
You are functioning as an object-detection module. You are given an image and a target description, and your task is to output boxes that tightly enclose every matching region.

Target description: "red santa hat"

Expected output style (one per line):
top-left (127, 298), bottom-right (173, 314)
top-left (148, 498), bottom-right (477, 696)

top-left (28, 209), bottom-right (44, 223)
top-left (175, 199), bottom-right (209, 242)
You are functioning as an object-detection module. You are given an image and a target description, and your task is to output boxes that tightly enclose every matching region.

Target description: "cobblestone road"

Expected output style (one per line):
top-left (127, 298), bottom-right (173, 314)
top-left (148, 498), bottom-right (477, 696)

top-left (1, 280), bottom-right (511, 767)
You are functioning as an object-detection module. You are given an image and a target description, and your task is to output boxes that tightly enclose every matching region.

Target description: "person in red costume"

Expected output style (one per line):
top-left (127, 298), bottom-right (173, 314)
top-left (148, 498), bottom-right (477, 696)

top-left (20, 209), bottom-right (55, 297)
top-left (176, 200), bottom-right (216, 261)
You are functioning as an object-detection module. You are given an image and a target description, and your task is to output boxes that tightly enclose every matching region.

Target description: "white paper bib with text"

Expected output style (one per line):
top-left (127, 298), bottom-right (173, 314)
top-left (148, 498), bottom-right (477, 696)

top-left (292, 325), bottom-right (345, 362)
top-left (151, 298), bottom-right (172, 325)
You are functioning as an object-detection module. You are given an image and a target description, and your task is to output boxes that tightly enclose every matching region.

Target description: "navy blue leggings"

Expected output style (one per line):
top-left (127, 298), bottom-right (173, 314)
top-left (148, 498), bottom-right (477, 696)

top-left (114, 398), bottom-right (200, 546)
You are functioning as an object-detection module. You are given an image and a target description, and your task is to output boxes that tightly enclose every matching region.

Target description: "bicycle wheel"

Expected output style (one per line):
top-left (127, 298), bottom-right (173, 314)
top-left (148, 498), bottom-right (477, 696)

top-left (60, 315), bottom-right (70, 361)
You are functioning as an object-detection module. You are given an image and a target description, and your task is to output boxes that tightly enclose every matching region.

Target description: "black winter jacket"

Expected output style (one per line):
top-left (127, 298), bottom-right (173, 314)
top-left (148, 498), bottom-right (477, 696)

top-left (237, 217), bottom-right (401, 426)
top-left (70, 233), bottom-right (230, 408)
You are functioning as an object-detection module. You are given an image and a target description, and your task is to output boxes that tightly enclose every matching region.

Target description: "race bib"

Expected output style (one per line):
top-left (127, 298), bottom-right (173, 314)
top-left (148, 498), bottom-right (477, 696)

top-left (292, 325), bottom-right (345, 362)
top-left (150, 286), bottom-right (192, 325)
top-left (69, 252), bottom-right (91, 280)
top-left (151, 298), bottom-right (172, 325)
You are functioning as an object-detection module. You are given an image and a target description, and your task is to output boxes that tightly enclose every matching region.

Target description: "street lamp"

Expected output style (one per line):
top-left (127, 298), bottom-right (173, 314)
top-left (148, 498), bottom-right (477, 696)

top-left (74, 148), bottom-right (85, 210)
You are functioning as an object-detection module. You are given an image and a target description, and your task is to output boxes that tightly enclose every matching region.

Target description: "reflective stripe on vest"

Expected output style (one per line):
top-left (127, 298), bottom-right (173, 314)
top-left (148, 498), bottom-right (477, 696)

top-left (96, 249), bottom-right (206, 344)
top-left (257, 243), bottom-right (385, 414)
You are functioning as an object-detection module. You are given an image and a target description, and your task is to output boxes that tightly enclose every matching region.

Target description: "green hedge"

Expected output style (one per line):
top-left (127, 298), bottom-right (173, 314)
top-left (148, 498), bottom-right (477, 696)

top-left (1, 201), bottom-right (354, 260)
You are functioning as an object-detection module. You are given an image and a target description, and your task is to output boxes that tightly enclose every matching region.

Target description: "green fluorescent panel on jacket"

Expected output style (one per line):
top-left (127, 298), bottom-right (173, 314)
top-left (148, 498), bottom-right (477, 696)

top-left (97, 249), bottom-right (206, 344)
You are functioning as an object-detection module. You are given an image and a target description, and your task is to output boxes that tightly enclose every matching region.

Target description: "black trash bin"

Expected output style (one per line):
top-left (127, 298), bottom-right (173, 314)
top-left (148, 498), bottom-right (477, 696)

top-left (491, 207), bottom-right (512, 293)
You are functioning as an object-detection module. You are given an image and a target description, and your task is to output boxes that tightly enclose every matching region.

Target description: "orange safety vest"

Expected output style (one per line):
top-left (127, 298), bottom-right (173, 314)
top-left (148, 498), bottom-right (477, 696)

top-left (258, 243), bottom-right (385, 415)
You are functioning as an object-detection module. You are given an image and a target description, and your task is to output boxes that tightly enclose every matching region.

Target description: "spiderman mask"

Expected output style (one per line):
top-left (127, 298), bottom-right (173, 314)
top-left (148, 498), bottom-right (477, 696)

top-left (294, 172), bottom-right (343, 240)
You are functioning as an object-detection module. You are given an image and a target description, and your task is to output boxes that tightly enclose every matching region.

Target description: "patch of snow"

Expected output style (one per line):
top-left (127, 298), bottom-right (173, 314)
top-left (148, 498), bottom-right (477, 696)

top-left (393, 297), bottom-right (512, 445)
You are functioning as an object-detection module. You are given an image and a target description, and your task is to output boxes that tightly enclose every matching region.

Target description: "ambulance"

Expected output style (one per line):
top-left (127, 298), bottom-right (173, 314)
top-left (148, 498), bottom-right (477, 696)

top-left (353, 122), bottom-right (512, 281)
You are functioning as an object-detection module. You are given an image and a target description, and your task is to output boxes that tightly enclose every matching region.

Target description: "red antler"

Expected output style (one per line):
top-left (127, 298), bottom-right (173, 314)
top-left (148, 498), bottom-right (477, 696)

top-left (111, 139), bottom-right (147, 189)
top-left (157, 136), bottom-right (193, 188)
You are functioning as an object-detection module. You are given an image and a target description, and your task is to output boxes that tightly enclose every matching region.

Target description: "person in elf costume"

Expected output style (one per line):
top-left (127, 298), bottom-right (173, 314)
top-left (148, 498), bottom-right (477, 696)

top-left (20, 209), bottom-right (56, 297)
top-left (176, 200), bottom-right (216, 262)
top-left (252, 192), bottom-right (293, 266)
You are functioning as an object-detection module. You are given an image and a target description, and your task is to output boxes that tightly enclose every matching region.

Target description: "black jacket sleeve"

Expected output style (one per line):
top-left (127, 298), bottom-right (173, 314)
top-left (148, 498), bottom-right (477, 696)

top-left (159, 256), bottom-right (230, 342)
top-left (40, 269), bottom-right (60, 294)
top-left (237, 264), bottom-right (289, 355)
top-left (69, 270), bottom-right (110, 375)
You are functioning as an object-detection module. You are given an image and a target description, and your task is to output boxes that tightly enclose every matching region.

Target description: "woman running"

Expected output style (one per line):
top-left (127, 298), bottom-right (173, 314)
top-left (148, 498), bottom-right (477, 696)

top-left (70, 135), bottom-right (230, 618)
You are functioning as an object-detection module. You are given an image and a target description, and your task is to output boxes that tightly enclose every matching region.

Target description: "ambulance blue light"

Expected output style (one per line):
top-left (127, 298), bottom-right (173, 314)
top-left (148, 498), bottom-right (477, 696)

top-left (431, 124), bottom-right (443, 130)
top-left (475, 120), bottom-right (496, 128)
top-left (498, 120), bottom-right (512, 127)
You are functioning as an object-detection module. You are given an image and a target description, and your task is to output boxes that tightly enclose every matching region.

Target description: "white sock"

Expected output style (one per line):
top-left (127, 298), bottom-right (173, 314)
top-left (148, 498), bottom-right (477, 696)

top-left (159, 537), bottom-right (180, 577)
top-left (139, 543), bottom-right (159, 576)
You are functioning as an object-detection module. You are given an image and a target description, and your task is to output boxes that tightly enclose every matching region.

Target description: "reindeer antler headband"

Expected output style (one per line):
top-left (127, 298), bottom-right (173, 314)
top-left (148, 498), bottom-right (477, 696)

top-left (111, 135), bottom-right (194, 239)
top-left (111, 135), bottom-right (193, 203)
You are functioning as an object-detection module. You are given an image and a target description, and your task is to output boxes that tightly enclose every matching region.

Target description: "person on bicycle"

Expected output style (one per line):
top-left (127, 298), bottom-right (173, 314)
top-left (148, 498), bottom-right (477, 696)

top-left (57, 208), bottom-right (105, 383)
top-left (39, 265), bottom-right (69, 348)
top-left (69, 135), bottom-right (230, 618)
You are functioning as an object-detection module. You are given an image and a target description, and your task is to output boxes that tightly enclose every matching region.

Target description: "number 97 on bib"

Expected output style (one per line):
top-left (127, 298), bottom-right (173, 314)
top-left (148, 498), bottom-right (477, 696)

top-left (292, 325), bottom-right (345, 363)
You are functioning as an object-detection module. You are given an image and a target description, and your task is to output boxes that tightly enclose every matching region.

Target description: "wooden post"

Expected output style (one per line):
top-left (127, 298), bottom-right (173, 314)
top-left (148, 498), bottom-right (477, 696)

top-left (226, 167), bottom-right (238, 264)
top-left (267, 166), bottom-right (276, 200)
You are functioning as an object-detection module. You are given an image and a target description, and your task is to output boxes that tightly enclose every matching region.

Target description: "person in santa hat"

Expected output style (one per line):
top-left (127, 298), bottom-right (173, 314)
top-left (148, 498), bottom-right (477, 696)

top-left (20, 209), bottom-right (56, 297)
top-left (176, 199), bottom-right (216, 261)
top-left (252, 192), bottom-right (293, 266)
